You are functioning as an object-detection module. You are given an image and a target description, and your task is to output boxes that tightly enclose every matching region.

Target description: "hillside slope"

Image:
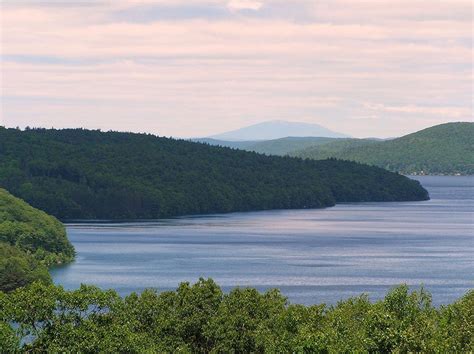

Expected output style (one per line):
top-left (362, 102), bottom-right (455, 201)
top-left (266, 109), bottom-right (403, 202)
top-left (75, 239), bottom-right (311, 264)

top-left (0, 188), bottom-right (74, 291)
top-left (0, 128), bottom-right (428, 220)
top-left (195, 137), bottom-right (338, 155)
top-left (0, 188), bottom-right (74, 264)
top-left (292, 123), bottom-right (474, 175)
top-left (290, 138), bottom-right (379, 159)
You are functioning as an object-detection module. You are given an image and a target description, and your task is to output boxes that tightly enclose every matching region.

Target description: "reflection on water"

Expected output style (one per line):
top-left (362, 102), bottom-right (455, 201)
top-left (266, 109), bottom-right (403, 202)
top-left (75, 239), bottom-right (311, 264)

top-left (51, 176), bottom-right (474, 305)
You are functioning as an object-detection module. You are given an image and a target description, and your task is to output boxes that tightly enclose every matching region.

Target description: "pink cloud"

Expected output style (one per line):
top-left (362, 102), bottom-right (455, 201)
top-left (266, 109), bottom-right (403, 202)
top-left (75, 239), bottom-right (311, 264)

top-left (1, 0), bottom-right (471, 138)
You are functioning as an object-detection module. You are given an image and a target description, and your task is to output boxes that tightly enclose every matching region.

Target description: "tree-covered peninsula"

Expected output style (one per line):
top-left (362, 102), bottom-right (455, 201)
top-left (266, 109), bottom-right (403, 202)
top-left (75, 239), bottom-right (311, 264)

top-left (0, 128), bottom-right (428, 220)
top-left (0, 188), bottom-right (74, 292)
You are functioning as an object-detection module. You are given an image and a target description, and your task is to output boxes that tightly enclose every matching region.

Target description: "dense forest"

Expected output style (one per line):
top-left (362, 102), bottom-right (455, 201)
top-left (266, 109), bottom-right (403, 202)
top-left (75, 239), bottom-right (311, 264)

top-left (0, 188), bottom-right (74, 292)
top-left (0, 127), bottom-right (428, 220)
top-left (291, 122), bottom-right (474, 175)
top-left (1, 280), bottom-right (472, 352)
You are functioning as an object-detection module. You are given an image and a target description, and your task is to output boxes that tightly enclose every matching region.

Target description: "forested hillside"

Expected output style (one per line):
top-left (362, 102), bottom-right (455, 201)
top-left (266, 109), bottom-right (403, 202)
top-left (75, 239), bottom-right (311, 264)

top-left (292, 123), bottom-right (474, 175)
top-left (0, 128), bottom-right (428, 220)
top-left (290, 138), bottom-right (379, 158)
top-left (0, 188), bottom-right (74, 292)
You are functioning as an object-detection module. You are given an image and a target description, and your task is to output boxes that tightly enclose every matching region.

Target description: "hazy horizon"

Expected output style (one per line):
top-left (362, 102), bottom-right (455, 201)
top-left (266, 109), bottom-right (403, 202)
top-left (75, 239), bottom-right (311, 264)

top-left (1, 0), bottom-right (472, 139)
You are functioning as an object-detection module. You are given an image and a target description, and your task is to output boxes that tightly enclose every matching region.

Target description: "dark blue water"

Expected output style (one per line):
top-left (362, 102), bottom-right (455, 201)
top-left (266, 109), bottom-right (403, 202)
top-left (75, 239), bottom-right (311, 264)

top-left (51, 176), bottom-right (474, 305)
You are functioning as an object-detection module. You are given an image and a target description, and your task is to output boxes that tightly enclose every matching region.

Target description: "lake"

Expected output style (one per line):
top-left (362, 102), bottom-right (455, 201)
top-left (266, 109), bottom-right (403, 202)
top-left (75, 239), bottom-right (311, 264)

top-left (51, 176), bottom-right (474, 306)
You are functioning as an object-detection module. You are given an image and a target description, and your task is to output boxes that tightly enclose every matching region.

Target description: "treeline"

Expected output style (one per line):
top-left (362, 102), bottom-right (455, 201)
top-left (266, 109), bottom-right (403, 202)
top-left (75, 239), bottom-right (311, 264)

top-left (1, 280), bottom-right (472, 352)
top-left (0, 127), bottom-right (428, 220)
top-left (0, 188), bottom-right (74, 292)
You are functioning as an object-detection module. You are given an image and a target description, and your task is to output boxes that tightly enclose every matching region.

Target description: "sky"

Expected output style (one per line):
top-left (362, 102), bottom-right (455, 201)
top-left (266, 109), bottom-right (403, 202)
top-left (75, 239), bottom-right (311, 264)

top-left (0, 0), bottom-right (472, 138)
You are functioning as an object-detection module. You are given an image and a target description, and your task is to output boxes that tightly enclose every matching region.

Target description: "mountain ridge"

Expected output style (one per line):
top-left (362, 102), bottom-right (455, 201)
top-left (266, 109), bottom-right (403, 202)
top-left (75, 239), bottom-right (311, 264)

top-left (208, 120), bottom-right (349, 141)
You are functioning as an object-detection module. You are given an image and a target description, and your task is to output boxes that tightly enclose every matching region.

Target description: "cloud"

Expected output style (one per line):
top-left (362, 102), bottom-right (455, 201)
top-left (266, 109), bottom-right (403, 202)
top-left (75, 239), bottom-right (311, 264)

top-left (0, 0), bottom-right (471, 138)
top-left (227, 0), bottom-right (263, 11)
top-left (364, 103), bottom-right (471, 119)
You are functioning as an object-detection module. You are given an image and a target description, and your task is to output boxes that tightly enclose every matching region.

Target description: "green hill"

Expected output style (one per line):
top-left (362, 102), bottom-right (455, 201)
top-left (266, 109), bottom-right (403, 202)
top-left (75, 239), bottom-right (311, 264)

top-left (0, 188), bottom-right (74, 264)
top-left (195, 137), bottom-right (338, 155)
top-left (290, 138), bottom-right (379, 158)
top-left (0, 127), bottom-right (428, 220)
top-left (0, 188), bottom-right (74, 292)
top-left (291, 123), bottom-right (474, 175)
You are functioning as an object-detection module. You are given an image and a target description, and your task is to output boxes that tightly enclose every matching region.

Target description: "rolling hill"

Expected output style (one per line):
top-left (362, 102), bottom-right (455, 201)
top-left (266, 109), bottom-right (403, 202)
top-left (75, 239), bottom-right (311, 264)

top-left (194, 136), bottom-right (338, 156)
top-left (208, 120), bottom-right (349, 140)
top-left (0, 127), bottom-right (428, 220)
top-left (291, 122), bottom-right (474, 175)
top-left (0, 188), bottom-right (74, 264)
top-left (289, 138), bottom-right (379, 158)
top-left (0, 188), bottom-right (75, 292)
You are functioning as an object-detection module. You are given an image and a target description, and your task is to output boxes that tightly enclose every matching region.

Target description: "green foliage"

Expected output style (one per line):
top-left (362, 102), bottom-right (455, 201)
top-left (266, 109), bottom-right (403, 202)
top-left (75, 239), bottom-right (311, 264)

top-left (0, 127), bottom-right (428, 220)
top-left (0, 280), bottom-right (472, 353)
top-left (292, 122), bottom-right (474, 175)
top-left (206, 287), bottom-right (288, 352)
top-left (364, 285), bottom-right (436, 352)
top-left (0, 188), bottom-right (74, 266)
top-left (0, 243), bottom-right (51, 293)
top-left (0, 321), bottom-right (19, 353)
top-left (435, 290), bottom-right (474, 352)
top-left (0, 189), bottom-right (74, 292)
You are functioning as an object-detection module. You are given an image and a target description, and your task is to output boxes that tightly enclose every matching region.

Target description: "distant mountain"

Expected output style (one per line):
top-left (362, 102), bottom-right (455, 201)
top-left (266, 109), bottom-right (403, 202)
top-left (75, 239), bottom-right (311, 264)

top-left (291, 122), bottom-right (474, 175)
top-left (194, 136), bottom-right (339, 155)
top-left (208, 120), bottom-right (349, 141)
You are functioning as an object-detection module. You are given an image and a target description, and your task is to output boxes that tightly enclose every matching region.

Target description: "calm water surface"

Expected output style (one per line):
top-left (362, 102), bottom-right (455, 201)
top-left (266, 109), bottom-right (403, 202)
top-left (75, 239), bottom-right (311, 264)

top-left (51, 176), bottom-right (474, 305)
